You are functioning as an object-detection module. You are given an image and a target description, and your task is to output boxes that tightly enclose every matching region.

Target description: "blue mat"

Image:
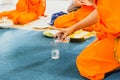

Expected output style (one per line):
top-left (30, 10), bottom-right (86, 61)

top-left (0, 28), bottom-right (119, 80)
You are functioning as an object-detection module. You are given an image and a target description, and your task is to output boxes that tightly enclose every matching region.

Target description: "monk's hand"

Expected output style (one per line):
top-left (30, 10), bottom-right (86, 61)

top-left (54, 28), bottom-right (74, 41)
top-left (54, 29), bottom-right (65, 42)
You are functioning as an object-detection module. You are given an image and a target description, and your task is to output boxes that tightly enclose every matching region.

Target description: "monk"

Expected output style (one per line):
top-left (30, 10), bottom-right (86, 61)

top-left (54, 0), bottom-right (100, 32)
top-left (54, 0), bottom-right (120, 80)
top-left (0, 0), bottom-right (46, 24)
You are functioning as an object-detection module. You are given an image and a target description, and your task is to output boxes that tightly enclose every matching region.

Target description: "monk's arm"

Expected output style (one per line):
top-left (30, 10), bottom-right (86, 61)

top-left (54, 9), bottom-right (98, 40)
top-left (70, 9), bottom-right (98, 31)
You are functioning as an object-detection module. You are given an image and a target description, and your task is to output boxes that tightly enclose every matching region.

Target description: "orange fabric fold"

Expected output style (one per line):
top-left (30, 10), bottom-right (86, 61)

top-left (0, 0), bottom-right (46, 24)
top-left (76, 0), bottom-right (120, 80)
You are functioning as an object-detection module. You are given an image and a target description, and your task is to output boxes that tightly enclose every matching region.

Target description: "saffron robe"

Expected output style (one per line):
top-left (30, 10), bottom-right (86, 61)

top-left (54, 5), bottom-right (100, 32)
top-left (76, 0), bottom-right (120, 80)
top-left (0, 0), bottom-right (46, 24)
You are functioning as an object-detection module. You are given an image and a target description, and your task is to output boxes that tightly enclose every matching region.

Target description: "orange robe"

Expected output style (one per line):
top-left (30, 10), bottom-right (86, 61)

top-left (54, 5), bottom-right (99, 32)
top-left (0, 0), bottom-right (46, 24)
top-left (76, 0), bottom-right (120, 80)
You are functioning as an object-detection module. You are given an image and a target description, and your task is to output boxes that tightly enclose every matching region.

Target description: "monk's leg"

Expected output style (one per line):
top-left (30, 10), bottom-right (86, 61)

top-left (54, 12), bottom-right (78, 28)
top-left (18, 12), bottom-right (38, 24)
top-left (76, 37), bottom-right (120, 80)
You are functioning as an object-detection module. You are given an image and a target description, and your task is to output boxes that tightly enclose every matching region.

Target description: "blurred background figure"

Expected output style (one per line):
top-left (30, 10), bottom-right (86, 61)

top-left (0, 0), bottom-right (46, 25)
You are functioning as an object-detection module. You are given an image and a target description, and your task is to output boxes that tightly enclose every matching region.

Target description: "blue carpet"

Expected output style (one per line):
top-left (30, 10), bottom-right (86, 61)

top-left (0, 28), bottom-right (119, 80)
